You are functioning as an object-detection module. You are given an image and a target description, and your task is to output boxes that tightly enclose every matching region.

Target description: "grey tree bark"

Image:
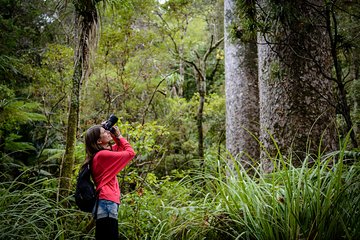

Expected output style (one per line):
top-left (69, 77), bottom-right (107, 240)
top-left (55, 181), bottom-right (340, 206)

top-left (257, 0), bottom-right (338, 171)
top-left (224, 0), bottom-right (259, 167)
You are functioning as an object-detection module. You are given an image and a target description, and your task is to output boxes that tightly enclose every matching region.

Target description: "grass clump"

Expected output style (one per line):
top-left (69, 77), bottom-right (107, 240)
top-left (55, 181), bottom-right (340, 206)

top-left (206, 151), bottom-right (360, 240)
top-left (0, 173), bottom-right (94, 240)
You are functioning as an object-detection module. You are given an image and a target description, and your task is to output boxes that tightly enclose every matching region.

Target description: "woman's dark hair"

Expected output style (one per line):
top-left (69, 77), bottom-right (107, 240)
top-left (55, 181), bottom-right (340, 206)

top-left (84, 125), bottom-right (104, 163)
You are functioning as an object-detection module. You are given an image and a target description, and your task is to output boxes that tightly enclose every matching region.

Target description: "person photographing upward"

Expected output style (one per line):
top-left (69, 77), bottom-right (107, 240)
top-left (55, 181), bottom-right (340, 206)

top-left (84, 115), bottom-right (136, 240)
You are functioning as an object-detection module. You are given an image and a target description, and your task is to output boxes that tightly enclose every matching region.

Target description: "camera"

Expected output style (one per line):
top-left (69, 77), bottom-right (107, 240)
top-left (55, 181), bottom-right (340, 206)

top-left (102, 114), bottom-right (118, 134)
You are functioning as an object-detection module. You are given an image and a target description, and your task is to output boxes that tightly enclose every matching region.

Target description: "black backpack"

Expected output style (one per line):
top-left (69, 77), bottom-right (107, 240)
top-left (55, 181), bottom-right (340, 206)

top-left (75, 163), bottom-right (97, 213)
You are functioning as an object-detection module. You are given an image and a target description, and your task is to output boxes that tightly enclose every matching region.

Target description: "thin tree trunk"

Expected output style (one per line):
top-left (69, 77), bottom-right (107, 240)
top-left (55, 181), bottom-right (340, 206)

top-left (325, 4), bottom-right (358, 148)
top-left (59, 58), bottom-right (82, 198)
top-left (59, 0), bottom-right (98, 199)
top-left (185, 37), bottom-right (223, 163)
top-left (197, 74), bottom-right (205, 161)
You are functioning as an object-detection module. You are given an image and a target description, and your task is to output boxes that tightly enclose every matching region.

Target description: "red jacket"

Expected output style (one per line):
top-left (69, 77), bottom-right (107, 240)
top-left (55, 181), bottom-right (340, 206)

top-left (91, 137), bottom-right (136, 204)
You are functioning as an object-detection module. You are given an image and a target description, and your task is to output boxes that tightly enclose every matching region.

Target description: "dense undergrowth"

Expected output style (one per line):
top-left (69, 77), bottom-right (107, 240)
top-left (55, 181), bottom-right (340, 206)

top-left (1, 147), bottom-right (359, 240)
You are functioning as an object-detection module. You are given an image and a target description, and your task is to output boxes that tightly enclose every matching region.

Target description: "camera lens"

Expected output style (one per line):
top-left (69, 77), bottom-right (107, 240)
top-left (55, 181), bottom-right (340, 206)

top-left (103, 114), bottom-right (118, 134)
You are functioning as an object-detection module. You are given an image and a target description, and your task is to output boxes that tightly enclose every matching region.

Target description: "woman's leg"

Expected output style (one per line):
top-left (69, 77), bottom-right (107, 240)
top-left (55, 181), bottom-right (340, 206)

top-left (95, 217), bottom-right (119, 240)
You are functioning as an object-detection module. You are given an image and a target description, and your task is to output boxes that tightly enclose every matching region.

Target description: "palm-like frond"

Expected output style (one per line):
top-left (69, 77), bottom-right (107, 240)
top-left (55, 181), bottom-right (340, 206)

top-left (72, 0), bottom-right (102, 80)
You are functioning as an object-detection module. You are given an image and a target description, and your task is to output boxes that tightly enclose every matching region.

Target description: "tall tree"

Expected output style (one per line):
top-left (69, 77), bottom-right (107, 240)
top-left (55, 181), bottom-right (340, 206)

top-left (224, 0), bottom-right (259, 167)
top-left (257, 0), bottom-right (337, 171)
top-left (59, 0), bottom-right (100, 199)
top-left (185, 36), bottom-right (224, 161)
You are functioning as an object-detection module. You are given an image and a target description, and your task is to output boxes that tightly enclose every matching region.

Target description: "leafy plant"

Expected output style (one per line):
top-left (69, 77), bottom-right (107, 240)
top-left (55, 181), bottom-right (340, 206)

top-left (204, 147), bottom-right (360, 239)
top-left (0, 174), bottom-right (94, 240)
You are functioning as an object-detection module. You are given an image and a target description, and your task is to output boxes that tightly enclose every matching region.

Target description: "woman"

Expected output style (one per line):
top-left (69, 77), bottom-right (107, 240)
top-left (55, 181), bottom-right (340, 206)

top-left (85, 124), bottom-right (136, 240)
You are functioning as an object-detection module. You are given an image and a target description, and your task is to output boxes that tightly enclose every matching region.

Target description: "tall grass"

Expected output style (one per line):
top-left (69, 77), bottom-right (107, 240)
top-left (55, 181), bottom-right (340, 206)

top-left (204, 150), bottom-right (360, 239)
top-left (0, 173), bottom-right (94, 240)
top-left (116, 173), bottom-right (222, 240)
top-left (1, 146), bottom-right (359, 239)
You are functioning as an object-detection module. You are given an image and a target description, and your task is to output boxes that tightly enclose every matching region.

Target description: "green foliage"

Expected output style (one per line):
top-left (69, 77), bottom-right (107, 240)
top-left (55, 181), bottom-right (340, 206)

top-left (2, 143), bottom-right (360, 239)
top-left (0, 98), bottom-right (46, 132)
top-left (269, 60), bottom-right (284, 83)
top-left (350, 78), bottom-right (360, 143)
top-left (0, 0), bottom-right (51, 56)
top-left (4, 134), bottom-right (36, 152)
top-left (205, 148), bottom-right (360, 239)
top-left (0, 176), bottom-right (94, 240)
top-left (0, 84), bottom-right (45, 121)
top-left (155, 97), bottom-right (198, 173)
top-left (40, 148), bottom-right (65, 164)
top-left (0, 2), bottom-right (73, 179)
top-left (203, 93), bottom-right (225, 148)
top-left (118, 121), bottom-right (170, 162)
top-left (0, 84), bottom-right (47, 174)
top-left (230, 0), bottom-right (257, 41)
top-left (116, 169), bottom-right (221, 240)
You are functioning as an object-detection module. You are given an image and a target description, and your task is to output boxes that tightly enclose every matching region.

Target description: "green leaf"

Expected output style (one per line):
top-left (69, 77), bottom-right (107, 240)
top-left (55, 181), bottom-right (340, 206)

top-left (4, 134), bottom-right (36, 152)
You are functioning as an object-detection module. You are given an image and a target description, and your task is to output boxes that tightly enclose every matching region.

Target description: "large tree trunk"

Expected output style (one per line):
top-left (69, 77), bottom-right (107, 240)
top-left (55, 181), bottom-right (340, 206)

top-left (257, 0), bottom-right (337, 171)
top-left (59, 0), bottom-right (99, 199)
top-left (224, 0), bottom-right (259, 167)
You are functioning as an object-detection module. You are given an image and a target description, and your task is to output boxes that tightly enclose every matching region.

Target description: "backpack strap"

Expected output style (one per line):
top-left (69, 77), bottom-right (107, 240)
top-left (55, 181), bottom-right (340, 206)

top-left (86, 162), bottom-right (101, 219)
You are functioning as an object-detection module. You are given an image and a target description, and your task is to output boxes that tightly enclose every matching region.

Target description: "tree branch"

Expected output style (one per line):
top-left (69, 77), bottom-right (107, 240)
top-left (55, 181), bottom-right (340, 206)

top-left (204, 36), bottom-right (224, 63)
top-left (141, 71), bottom-right (176, 125)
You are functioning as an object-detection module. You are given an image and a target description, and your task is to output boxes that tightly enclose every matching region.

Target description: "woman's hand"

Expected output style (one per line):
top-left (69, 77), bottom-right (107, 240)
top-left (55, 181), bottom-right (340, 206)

top-left (112, 126), bottom-right (122, 138)
top-left (101, 120), bottom-right (122, 138)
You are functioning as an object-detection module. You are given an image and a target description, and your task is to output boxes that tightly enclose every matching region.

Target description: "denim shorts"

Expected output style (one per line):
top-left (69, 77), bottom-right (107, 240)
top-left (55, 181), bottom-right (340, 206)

top-left (93, 199), bottom-right (119, 220)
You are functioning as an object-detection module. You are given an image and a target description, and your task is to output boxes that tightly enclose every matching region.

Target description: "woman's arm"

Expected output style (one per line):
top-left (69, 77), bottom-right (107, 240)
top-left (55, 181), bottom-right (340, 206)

top-left (110, 126), bottom-right (124, 149)
top-left (94, 139), bottom-right (136, 185)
